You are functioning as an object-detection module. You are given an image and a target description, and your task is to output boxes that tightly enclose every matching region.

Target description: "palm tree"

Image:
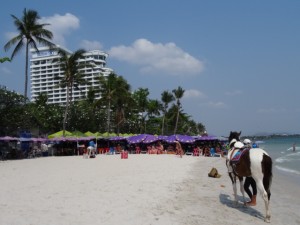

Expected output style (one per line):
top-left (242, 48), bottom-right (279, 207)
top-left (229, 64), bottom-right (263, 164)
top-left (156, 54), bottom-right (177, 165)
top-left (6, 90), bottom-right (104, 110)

top-left (132, 88), bottom-right (149, 133)
top-left (55, 49), bottom-right (89, 136)
top-left (4, 8), bottom-right (54, 100)
top-left (161, 90), bottom-right (174, 135)
top-left (96, 72), bottom-right (125, 133)
top-left (113, 76), bottom-right (133, 134)
top-left (172, 86), bottom-right (185, 134)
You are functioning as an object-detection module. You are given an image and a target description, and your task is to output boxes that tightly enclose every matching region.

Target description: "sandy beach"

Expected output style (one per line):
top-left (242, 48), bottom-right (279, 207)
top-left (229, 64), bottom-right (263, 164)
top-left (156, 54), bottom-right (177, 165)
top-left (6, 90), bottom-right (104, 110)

top-left (0, 154), bottom-right (299, 225)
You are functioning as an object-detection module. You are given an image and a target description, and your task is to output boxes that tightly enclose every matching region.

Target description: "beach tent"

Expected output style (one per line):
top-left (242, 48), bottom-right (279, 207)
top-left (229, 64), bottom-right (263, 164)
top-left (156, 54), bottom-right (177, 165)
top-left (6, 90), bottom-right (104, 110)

top-left (101, 132), bottom-right (117, 138)
top-left (84, 131), bottom-right (95, 137)
top-left (71, 131), bottom-right (86, 137)
top-left (48, 130), bottom-right (73, 138)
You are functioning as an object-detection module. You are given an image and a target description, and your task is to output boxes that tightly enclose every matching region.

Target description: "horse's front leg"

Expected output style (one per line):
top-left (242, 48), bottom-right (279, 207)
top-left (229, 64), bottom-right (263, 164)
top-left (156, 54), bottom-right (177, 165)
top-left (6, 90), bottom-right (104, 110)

top-left (238, 176), bottom-right (246, 205)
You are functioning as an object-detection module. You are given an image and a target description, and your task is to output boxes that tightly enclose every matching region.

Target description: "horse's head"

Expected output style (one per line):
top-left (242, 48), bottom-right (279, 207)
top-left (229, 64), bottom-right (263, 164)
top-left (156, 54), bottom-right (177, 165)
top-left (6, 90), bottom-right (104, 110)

top-left (228, 131), bottom-right (241, 148)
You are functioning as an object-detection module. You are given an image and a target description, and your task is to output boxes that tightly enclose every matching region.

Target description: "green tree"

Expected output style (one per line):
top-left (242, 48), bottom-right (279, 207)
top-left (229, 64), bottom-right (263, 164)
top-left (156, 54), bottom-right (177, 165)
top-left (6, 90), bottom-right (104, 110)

top-left (4, 8), bottom-right (54, 100)
top-left (30, 93), bottom-right (64, 135)
top-left (132, 88), bottom-right (149, 133)
top-left (96, 72), bottom-right (128, 133)
top-left (55, 49), bottom-right (90, 136)
top-left (172, 86), bottom-right (185, 134)
top-left (113, 76), bottom-right (133, 134)
top-left (161, 90), bottom-right (174, 135)
top-left (144, 99), bottom-right (162, 133)
top-left (0, 86), bottom-right (28, 135)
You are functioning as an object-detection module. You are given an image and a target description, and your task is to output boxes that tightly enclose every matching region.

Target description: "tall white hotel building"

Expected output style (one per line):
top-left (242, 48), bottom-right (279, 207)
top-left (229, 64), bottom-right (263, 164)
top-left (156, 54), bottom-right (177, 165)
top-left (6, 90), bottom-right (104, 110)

top-left (30, 45), bottom-right (113, 104)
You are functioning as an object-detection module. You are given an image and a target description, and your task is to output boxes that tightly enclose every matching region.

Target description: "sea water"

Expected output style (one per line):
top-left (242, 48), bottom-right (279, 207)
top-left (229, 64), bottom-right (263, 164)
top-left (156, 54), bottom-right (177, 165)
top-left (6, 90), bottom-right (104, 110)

top-left (255, 136), bottom-right (300, 182)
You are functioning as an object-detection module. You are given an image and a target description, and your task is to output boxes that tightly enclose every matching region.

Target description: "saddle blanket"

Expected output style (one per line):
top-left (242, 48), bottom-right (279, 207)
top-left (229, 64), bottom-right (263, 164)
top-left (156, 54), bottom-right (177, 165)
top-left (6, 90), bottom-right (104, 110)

top-left (231, 147), bottom-right (250, 162)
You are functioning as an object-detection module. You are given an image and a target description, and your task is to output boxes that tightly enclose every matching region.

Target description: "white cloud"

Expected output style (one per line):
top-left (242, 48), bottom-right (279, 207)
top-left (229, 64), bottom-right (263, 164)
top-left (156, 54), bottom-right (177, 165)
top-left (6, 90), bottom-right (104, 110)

top-left (80, 40), bottom-right (103, 51)
top-left (39, 13), bottom-right (80, 47)
top-left (183, 89), bottom-right (206, 99)
top-left (108, 38), bottom-right (204, 75)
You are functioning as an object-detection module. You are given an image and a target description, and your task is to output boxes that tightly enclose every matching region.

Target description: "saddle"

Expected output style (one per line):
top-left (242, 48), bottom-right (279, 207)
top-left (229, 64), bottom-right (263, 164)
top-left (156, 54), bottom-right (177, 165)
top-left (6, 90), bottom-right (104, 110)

top-left (230, 147), bottom-right (250, 163)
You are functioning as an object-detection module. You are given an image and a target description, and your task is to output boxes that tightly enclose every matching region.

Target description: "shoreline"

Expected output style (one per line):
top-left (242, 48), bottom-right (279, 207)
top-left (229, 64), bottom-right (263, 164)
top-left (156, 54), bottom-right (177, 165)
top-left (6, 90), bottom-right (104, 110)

top-left (0, 155), bottom-right (299, 225)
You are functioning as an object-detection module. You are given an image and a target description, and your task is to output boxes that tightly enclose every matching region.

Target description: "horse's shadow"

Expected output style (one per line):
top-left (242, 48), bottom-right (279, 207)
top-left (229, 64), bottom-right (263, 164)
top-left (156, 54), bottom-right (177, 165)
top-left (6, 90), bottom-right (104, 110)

top-left (219, 193), bottom-right (264, 220)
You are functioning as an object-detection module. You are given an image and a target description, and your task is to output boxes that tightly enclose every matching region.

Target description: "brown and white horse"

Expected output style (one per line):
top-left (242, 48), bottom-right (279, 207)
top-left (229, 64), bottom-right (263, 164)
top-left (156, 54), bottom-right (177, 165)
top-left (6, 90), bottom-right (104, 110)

top-left (226, 131), bottom-right (273, 223)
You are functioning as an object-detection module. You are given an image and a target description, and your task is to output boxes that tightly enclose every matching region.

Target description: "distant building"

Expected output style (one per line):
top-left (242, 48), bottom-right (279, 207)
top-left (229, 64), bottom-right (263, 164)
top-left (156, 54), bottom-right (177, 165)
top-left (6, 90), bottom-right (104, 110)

top-left (30, 45), bottom-right (113, 104)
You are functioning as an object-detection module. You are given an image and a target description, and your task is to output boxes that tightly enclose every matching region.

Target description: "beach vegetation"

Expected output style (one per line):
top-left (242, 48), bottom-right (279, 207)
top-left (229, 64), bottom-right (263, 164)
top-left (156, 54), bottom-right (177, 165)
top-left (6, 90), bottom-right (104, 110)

top-left (4, 8), bottom-right (54, 101)
top-left (53, 49), bottom-right (91, 137)
top-left (161, 90), bottom-right (174, 135)
top-left (0, 85), bottom-right (205, 137)
top-left (172, 86), bottom-right (185, 134)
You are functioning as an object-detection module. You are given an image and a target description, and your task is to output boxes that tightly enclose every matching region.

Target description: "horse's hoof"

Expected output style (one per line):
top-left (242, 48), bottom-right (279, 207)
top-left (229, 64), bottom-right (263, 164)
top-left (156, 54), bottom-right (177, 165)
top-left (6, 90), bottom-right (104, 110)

top-left (264, 217), bottom-right (271, 223)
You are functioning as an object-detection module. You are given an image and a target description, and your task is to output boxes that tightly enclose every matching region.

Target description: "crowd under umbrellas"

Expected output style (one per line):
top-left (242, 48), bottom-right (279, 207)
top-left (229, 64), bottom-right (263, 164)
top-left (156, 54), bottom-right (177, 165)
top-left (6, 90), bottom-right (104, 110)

top-left (0, 131), bottom-right (227, 159)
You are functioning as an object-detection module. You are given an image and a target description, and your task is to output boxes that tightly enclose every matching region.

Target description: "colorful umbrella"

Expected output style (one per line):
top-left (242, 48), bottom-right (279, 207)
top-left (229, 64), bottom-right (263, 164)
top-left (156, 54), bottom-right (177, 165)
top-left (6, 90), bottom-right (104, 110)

top-left (48, 130), bottom-right (73, 138)
top-left (127, 134), bottom-right (147, 144)
top-left (165, 134), bottom-right (195, 143)
top-left (0, 136), bottom-right (18, 141)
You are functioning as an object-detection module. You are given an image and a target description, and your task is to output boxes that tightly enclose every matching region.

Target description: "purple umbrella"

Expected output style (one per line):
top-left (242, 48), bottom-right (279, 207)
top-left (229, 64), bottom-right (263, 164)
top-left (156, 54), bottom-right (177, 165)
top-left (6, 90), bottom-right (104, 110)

top-left (196, 135), bottom-right (218, 141)
top-left (31, 137), bottom-right (48, 142)
top-left (142, 135), bottom-right (158, 144)
top-left (127, 134), bottom-right (147, 144)
top-left (175, 134), bottom-right (195, 143)
top-left (109, 136), bottom-right (127, 141)
top-left (0, 136), bottom-right (18, 141)
top-left (164, 135), bottom-right (177, 143)
top-left (165, 134), bottom-right (195, 144)
top-left (51, 137), bottom-right (67, 142)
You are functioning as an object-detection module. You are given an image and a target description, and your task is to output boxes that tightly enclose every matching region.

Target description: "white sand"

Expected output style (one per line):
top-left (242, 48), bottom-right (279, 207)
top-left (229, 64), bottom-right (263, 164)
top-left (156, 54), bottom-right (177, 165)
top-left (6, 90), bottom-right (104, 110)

top-left (0, 154), bottom-right (299, 225)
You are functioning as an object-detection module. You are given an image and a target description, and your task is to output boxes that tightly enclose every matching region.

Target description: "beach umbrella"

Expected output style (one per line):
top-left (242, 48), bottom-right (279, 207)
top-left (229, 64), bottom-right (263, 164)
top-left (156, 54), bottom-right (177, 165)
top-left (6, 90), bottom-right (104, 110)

top-left (142, 134), bottom-right (158, 144)
top-left (196, 135), bottom-right (218, 141)
top-left (30, 137), bottom-right (48, 142)
top-left (109, 136), bottom-right (127, 141)
top-left (50, 137), bottom-right (67, 142)
top-left (84, 131), bottom-right (95, 137)
top-left (127, 134), bottom-right (147, 144)
top-left (176, 134), bottom-right (195, 143)
top-left (0, 136), bottom-right (18, 141)
top-left (100, 132), bottom-right (118, 138)
top-left (48, 130), bottom-right (73, 138)
top-left (165, 134), bottom-right (195, 143)
top-left (71, 131), bottom-right (86, 137)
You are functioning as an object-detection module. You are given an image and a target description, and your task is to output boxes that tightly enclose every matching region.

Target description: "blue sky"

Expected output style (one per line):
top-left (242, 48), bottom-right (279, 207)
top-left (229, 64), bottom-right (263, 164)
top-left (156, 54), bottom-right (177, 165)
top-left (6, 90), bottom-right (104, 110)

top-left (1, 0), bottom-right (300, 136)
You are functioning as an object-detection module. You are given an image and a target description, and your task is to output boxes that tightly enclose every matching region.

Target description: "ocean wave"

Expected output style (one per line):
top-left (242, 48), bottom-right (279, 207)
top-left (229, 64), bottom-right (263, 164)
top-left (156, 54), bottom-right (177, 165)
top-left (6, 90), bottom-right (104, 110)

top-left (275, 165), bottom-right (300, 175)
top-left (276, 152), bottom-right (300, 163)
top-left (286, 146), bottom-right (300, 151)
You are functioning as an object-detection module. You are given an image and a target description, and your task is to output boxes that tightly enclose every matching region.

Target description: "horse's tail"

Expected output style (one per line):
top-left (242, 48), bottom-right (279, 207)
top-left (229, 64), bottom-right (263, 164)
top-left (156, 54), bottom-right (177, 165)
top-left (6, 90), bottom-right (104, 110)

top-left (262, 154), bottom-right (273, 200)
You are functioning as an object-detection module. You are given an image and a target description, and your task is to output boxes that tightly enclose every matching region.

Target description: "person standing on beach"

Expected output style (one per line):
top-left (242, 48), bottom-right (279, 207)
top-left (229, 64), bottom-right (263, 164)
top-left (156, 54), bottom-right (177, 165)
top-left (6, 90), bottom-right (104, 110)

top-left (243, 139), bottom-right (257, 206)
top-left (175, 141), bottom-right (183, 158)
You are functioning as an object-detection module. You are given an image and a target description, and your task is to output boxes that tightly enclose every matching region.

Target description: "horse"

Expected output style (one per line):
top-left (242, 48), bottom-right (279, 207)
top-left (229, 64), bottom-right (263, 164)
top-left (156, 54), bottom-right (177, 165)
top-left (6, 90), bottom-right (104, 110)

top-left (226, 131), bottom-right (273, 223)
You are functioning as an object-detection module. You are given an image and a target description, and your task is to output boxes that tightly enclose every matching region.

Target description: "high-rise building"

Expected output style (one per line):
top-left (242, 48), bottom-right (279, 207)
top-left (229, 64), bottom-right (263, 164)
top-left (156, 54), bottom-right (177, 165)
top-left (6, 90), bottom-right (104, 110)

top-left (30, 45), bottom-right (113, 104)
